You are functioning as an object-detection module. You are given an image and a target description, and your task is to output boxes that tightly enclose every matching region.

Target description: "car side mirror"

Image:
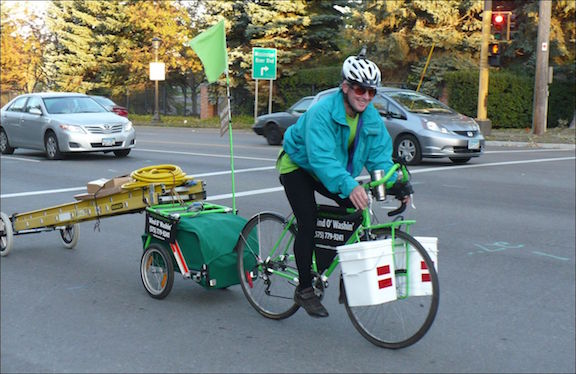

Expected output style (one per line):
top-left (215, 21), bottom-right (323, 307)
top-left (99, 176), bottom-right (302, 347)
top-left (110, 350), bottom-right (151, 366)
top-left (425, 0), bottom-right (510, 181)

top-left (29, 107), bottom-right (42, 115)
top-left (381, 111), bottom-right (407, 120)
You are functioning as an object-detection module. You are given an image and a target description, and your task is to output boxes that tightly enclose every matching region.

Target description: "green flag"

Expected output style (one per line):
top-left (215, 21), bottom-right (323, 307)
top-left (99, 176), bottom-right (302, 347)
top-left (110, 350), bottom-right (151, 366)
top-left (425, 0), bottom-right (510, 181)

top-left (189, 20), bottom-right (228, 83)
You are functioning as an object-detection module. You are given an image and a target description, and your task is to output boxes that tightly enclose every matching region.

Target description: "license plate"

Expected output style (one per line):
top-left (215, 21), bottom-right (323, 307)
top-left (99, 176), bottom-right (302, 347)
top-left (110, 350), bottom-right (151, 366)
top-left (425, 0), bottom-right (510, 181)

top-left (102, 138), bottom-right (115, 146)
top-left (468, 139), bottom-right (480, 150)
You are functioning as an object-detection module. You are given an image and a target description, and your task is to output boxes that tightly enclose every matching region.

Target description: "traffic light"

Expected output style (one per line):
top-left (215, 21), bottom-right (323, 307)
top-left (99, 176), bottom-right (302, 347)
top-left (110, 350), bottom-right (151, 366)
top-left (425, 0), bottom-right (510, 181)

top-left (488, 42), bottom-right (501, 67)
top-left (491, 11), bottom-right (511, 41)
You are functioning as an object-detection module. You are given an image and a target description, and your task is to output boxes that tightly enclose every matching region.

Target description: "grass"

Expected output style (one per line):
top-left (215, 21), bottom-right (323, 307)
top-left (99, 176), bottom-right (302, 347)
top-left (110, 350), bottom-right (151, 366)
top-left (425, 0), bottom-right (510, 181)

top-left (130, 114), bottom-right (575, 144)
top-left (130, 114), bottom-right (255, 130)
top-left (487, 127), bottom-right (575, 144)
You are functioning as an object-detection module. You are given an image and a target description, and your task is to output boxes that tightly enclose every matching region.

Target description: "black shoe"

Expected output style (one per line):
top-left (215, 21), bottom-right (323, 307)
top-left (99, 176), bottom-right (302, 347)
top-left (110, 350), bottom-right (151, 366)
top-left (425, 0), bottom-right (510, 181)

top-left (294, 287), bottom-right (329, 318)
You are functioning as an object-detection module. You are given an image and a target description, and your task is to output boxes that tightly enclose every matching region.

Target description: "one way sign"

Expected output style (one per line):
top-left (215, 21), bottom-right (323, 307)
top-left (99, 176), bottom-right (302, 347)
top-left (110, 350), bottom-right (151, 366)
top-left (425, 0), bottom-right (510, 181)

top-left (252, 48), bottom-right (277, 80)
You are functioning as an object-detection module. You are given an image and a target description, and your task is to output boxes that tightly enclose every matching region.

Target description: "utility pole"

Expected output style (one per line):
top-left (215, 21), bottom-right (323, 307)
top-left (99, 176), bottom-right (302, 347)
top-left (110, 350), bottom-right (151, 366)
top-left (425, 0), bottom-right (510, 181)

top-left (532, 0), bottom-right (552, 135)
top-left (476, 0), bottom-right (492, 136)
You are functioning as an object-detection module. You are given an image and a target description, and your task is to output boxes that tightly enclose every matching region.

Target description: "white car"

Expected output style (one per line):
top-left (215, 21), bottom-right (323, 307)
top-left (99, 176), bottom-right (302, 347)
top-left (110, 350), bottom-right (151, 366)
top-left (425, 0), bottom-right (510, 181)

top-left (0, 92), bottom-right (135, 160)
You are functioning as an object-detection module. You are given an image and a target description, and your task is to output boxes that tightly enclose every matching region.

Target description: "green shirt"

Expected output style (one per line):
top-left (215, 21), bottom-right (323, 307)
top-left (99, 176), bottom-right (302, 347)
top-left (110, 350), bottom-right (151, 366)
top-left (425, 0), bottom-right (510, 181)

top-left (277, 113), bottom-right (359, 174)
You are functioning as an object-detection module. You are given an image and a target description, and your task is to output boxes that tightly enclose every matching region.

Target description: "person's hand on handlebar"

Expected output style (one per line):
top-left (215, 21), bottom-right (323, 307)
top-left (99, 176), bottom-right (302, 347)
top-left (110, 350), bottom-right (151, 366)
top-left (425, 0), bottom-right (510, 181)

top-left (350, 185), bottom-right (369, 210)
top-left (388, 180), bottom-right (413, 203)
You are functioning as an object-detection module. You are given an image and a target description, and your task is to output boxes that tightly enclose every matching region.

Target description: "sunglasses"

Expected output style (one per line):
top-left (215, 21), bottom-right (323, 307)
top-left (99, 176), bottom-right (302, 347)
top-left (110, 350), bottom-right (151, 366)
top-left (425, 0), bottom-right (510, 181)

top-left (349, 84), bottom-right (377, 98)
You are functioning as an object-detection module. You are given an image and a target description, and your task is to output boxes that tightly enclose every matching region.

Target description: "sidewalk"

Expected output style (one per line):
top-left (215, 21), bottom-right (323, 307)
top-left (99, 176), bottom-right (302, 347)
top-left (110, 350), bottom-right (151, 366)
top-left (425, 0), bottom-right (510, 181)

top-left (486, 140), bottom-right (575, 150)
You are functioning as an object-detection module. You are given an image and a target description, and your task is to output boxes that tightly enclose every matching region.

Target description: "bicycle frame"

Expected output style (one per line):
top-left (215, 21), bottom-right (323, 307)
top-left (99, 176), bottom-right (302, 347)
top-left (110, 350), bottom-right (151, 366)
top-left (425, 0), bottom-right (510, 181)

top-left (266, 162), bottom-right (416, 287)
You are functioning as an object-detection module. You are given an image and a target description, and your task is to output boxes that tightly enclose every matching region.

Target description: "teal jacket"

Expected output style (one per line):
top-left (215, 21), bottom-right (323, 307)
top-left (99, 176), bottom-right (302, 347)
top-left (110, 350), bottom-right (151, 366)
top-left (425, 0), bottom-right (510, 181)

top-left (283, 89), bottom-right (395, 198)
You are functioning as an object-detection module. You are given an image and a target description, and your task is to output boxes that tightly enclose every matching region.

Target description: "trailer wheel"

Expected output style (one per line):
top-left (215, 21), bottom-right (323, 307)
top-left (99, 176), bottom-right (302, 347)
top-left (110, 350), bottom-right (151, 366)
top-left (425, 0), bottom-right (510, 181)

top-left (1, 212), bottom-right (14, 257)
top-left (60, 223), bottom-right (79, 249)
top-left (141, 244), bottom-right (174, 299)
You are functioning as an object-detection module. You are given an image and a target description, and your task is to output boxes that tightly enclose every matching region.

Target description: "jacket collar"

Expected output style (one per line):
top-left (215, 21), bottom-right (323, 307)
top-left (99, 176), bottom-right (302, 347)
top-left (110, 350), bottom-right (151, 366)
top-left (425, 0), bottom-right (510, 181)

top-left (331, 89), bottom-right (379, 127)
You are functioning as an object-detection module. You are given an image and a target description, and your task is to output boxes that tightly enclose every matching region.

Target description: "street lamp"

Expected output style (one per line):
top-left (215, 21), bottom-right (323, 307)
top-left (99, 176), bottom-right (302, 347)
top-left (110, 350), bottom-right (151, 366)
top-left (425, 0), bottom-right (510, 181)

top-left (151, 37), bottom-right (162, 123)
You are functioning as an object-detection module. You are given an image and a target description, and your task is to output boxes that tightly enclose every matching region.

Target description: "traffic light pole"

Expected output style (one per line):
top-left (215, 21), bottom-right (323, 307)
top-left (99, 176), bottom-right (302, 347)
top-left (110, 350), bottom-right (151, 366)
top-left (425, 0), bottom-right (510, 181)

top-left (476, 0), bottom-right (492, 136)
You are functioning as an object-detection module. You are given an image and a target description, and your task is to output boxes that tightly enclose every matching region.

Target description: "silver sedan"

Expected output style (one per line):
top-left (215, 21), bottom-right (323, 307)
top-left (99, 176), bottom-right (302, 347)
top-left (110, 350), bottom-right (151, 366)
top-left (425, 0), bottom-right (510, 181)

top-left (310, 87), bottom-right (485, 165)
top-left (0, 92), bottom-right (135, 160)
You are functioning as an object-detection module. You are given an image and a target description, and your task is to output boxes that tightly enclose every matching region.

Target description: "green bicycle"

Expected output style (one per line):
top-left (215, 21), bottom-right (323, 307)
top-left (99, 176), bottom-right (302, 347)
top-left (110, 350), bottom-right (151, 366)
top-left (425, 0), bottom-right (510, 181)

top-left (236, 162), bottom-right (439, 349)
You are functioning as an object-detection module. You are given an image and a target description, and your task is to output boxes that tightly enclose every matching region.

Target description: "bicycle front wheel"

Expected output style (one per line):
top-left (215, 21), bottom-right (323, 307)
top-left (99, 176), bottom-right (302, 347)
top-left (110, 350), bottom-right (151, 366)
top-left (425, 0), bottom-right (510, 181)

top-left (236, 212), bottom-right (299, 320)
top-left (343, 229), bottom-right (439, 349)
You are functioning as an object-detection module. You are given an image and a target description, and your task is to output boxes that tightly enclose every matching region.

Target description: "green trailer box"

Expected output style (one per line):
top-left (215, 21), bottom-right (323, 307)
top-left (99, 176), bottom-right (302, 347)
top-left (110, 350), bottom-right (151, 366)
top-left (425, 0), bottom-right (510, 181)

top-left (143, 207), bottom-right (254, 289)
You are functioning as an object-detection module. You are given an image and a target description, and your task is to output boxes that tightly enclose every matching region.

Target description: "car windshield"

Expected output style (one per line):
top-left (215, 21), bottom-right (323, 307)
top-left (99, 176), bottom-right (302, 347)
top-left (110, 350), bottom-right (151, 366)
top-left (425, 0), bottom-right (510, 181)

top-left (386, 92), bottom-right (453, 114)
top-left (290, 98), bottom-right (313, 114)
top-left (91, 96), bottom-right (115, 107)
top-left (44, 97), bottom-right (108, 114)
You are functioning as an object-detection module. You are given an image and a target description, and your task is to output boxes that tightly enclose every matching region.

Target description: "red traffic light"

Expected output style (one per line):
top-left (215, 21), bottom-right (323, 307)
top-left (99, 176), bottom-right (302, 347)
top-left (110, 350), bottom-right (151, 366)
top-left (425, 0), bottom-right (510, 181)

top-left (493, 13), bottom-right (505, 25)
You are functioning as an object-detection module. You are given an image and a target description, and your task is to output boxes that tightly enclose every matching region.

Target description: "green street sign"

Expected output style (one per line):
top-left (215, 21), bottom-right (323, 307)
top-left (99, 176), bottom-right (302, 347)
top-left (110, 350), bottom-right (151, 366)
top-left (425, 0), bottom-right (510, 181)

top-left (252, 48), bottom-right (277, 80)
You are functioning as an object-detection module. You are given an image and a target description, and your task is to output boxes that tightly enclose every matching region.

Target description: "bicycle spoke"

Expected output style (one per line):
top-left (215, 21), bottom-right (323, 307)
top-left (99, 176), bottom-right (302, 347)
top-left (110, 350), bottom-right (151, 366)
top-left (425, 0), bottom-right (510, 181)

top-left (237, 212), bottom-right (299, 320)
top-left (344, 229), bottom-right (439, 349)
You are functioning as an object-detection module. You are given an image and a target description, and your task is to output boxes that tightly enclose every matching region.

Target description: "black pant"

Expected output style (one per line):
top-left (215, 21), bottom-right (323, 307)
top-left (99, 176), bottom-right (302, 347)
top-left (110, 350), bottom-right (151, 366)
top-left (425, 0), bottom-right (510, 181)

top-left (279, 169), bottom-right (354, 289)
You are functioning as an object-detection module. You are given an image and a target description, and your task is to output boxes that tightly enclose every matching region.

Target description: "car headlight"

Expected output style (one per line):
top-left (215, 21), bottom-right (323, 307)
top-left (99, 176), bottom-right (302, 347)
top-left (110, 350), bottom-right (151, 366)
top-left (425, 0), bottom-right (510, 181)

top-left (423, 120), bottom-right (448, 134)
top-left (470, 119), bottom-right (480, 131)
top-left (59, 124), bottom-right (86, 134)
top-left (125, 121), bottom-right (133, 131)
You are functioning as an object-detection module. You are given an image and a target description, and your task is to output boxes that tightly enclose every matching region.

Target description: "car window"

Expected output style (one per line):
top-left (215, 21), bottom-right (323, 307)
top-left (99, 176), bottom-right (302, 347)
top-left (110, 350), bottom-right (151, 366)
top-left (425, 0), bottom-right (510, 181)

top-left (44, 97), bottom-right (108, 114)
top-left (91, 96), bottom-right (114, 107)
top-left (25, 96), bottom-right (43, 113)
top-left (386, 92), bottom-right (453, 114)
top-left (291, 98), bottom-right (312, 113)
top-left (7, 97), bottom-right (28, 112)
top-left (374, 95), bottom-right (405, 120)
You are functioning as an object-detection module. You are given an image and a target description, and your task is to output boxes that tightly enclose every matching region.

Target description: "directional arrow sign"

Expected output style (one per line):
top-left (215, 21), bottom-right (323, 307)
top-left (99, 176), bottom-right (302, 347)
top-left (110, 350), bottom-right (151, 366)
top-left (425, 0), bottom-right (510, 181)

top-left (252, 48), bottom-right (277, 80)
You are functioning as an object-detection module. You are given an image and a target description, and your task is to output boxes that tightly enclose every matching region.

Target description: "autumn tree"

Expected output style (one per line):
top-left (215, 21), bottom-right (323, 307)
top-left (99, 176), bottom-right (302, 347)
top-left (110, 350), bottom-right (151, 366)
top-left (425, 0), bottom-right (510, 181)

top-left (0, 1), bottom-right (49, 98)
top-left (343, 0), bottom-right (483, 96)
top-left (45, 0), bottom-right (200, 108)
top-left (199, 0), bottom-right (346, 113)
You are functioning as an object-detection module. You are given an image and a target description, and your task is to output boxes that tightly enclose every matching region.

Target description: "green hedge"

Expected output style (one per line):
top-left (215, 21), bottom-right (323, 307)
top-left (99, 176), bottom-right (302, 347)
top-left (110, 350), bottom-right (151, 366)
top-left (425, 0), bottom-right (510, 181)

top-left (444, 70), bottom-right (575, 129)
top-left (277, 66), bottom-right (341, 108)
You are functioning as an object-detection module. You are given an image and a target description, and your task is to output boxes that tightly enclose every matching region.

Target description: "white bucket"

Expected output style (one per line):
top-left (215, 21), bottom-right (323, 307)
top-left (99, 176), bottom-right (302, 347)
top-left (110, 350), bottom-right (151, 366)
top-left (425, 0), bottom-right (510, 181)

top-left (337, 239), bottom-right (397, 307)
top-left (393, 236), bottom-right (438, 297)
top-left (411, 236), bottom-right (438, 296)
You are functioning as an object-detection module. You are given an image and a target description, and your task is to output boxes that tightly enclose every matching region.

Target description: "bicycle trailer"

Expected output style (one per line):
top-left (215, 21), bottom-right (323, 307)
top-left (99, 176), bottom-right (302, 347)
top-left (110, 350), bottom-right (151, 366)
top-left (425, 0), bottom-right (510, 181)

top-left (141, 201), bottom-right (255, 293)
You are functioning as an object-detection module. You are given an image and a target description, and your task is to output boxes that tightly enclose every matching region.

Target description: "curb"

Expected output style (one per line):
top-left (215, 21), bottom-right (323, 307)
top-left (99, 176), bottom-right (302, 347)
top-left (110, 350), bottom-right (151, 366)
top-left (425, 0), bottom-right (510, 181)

top-left (486, 141), bottom-right (575, 150)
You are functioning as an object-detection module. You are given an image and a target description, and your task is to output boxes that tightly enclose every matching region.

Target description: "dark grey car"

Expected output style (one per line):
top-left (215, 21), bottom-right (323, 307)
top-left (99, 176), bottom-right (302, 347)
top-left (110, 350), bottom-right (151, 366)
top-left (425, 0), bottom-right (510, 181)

top-left (0, 92), bottom-right (135, 160)
top-left (310, 87), bottom-right (485, 165)
top-left (252, 96), bottom-right (314, 145)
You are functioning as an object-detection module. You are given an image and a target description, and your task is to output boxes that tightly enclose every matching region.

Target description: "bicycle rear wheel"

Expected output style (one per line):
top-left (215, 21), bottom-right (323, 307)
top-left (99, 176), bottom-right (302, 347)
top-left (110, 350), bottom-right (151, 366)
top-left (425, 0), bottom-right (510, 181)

top-left (343, 229), bottom-right (439, 349)
top-left (236, 212), bottom-right (300, 320)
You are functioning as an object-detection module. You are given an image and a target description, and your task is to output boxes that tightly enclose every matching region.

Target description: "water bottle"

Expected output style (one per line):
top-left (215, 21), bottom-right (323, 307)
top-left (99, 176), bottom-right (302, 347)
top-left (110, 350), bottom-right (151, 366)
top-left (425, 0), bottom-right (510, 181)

top-left (369, 170), bottom-right (386, 201)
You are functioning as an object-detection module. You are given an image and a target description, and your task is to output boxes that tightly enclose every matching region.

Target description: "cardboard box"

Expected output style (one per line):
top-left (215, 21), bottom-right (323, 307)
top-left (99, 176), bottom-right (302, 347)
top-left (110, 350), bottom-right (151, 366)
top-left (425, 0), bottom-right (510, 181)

top-left (85, 176), bottom-right (132, 195)
top-left (74, 193), bottom-right (94, 201)
top-left (103, 176), bottom-right (132, 190)
top-left (86, 178), bottom-right (108, 194)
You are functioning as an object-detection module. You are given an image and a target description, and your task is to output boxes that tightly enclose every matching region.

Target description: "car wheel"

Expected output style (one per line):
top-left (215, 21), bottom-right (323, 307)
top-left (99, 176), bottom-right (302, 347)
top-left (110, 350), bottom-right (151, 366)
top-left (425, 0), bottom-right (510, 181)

top-left (0, 129), bottom-right (15, 155)
top-left (113, 149), bottom-right (131, 157)
top-left (450, 157), bottom-right (471, 164)
top-left (265, 124), bottom-right (282, 146)
top-left (395, 134), bottom-right (422, 165)
top-left (44, 131), bottom-right (63, 160)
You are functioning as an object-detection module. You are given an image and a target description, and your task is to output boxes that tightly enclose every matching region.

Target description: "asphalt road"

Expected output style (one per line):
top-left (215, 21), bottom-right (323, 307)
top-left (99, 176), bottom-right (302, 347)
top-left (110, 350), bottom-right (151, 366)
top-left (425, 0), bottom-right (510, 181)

top-left (1, 127), bottom-right (575, 373)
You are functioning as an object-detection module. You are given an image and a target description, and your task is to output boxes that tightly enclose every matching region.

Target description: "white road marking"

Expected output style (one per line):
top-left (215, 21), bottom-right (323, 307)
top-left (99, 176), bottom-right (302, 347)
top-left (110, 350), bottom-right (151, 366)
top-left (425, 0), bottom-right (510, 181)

top-left (1, 156), bottom-right (573, 200)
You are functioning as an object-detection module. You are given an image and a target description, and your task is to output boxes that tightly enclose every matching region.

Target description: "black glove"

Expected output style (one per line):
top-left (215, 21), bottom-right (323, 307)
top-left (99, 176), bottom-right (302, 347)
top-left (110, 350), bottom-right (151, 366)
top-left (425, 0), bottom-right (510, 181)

top-left (387, 181), bottom-right (413, 200)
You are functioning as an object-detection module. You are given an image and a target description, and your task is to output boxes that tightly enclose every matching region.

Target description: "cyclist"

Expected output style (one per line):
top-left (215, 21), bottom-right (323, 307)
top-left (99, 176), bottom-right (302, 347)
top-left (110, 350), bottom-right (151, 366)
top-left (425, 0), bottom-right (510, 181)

top-left (277, 50), bottom-right (410, 318)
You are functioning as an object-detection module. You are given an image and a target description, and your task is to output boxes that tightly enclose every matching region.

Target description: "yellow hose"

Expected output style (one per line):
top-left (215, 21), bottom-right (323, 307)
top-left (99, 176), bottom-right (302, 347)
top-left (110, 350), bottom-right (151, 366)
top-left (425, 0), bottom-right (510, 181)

top-left (122, 164), bottom-right (194, 190)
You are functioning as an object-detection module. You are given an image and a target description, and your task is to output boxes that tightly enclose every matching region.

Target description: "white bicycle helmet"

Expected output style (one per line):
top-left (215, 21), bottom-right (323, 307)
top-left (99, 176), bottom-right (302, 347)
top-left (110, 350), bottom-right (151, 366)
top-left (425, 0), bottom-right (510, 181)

top-left (342, 49), bottom-right (381, 88)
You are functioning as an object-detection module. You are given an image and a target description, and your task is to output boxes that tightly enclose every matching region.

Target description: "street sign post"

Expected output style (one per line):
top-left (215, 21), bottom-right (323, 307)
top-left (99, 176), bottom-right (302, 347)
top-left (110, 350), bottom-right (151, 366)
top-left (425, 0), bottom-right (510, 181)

top-left (252, 48), bottom-right (277, 80)
top-left (252, 48), bottom-right (277, 119)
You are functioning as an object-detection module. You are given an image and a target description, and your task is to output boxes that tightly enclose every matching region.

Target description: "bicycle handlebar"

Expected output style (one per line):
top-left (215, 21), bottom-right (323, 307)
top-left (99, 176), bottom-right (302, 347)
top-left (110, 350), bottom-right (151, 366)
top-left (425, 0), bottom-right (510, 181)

top-left (364, 159), bottom-right (412, 217)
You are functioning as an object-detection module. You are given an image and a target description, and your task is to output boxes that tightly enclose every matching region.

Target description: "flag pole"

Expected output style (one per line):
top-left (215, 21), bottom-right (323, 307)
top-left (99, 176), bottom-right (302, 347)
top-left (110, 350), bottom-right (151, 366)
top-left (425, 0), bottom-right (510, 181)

top-left (225, 70), bottom-right (236, 213)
